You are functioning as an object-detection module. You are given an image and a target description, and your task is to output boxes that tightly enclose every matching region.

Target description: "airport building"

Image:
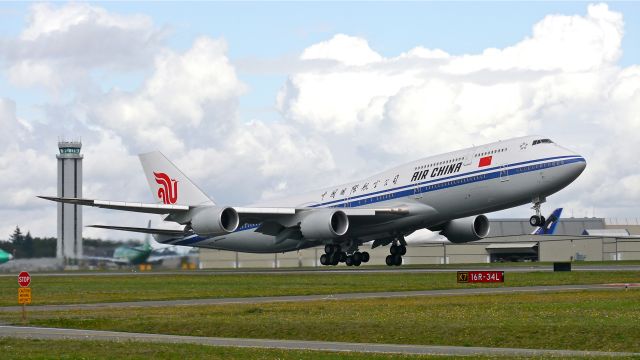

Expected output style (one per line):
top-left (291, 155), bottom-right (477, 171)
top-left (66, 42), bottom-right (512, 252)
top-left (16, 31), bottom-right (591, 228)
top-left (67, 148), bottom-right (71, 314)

top-left (57, 140), bottom-right (83, 263)
top-left (198, 217), bottom-right (640, 268)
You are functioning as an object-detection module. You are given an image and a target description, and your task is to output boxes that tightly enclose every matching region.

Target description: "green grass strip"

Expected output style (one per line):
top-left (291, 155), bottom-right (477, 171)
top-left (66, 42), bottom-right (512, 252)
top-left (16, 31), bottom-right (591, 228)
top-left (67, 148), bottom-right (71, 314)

top-left (1, 271), bottom-right (638, 306)
top-left (3, 289), bottom-right (638, 353)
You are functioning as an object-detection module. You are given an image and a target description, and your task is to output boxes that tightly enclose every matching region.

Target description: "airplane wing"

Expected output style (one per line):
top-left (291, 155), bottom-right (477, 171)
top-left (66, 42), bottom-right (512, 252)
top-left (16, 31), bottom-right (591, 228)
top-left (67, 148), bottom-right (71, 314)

top-left (146, 253), bottom-right (187, 264)
top-left (88, 225), bottom-right (187, 236)
top-left (83, 256), bottom-right (132, 266)
top-left (41, 195), bottom-right (430, 243)
top-left (38, 196), bottom-right (189, 214)
top-left (40, 196), bottom-right (408, 217)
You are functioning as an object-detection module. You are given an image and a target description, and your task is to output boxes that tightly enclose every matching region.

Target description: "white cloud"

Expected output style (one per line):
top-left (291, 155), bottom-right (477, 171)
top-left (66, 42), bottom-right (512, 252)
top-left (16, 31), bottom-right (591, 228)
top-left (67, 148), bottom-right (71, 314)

top-left (1, 3), bottom-right (164, 91)
top-left (277, 3), bottom-right (640, 218)
top-left (86, 36), bottom-right (245, 154)
top-left (444, 3), bottom-right (623, 73)
top-left (0, 98), bottom-right (26, 150)
top-left (21, 3), bottom-right (154, 41)
top-left (1, 2), bottom-right (640, 240)
top-left (301, 34), bottom-right (382, 66)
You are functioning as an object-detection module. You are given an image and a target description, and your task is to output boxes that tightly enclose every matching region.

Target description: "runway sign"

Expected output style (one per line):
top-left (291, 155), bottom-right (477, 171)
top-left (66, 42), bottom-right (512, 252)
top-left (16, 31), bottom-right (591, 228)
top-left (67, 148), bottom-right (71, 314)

top-left (457, 271), bottom-right (504, 283)
top-left (18, 287), bottom-right (31, 304)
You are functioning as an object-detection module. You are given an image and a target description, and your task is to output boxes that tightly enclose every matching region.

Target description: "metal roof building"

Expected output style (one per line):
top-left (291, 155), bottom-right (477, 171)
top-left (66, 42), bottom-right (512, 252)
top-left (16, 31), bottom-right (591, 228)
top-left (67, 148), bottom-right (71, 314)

top-left (198, 217), bottom-right (640, 268)
top-left (487, 217), bottom-right (605, 237)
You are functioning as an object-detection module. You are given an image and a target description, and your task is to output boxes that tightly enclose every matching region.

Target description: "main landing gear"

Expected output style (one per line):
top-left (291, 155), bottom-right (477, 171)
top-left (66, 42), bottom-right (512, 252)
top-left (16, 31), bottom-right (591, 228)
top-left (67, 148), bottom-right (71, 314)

top-left (385, 242), bottom-right (406, 266)
top-left (319, 244), bottom-right (370, 267)
top-left (529, 196), bottom-right (547, 227)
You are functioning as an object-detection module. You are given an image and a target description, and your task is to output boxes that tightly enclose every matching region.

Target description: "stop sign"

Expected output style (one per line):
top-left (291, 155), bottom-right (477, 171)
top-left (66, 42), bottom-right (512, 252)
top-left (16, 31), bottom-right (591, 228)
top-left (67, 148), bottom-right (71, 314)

top-left (18, 271), bottom-right (30, 287)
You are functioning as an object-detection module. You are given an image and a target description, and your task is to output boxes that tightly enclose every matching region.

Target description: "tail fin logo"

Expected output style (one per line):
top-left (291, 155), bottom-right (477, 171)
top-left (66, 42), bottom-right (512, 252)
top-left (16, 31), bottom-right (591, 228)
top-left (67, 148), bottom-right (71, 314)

top-left (154, 172), bottom-right (178, 204)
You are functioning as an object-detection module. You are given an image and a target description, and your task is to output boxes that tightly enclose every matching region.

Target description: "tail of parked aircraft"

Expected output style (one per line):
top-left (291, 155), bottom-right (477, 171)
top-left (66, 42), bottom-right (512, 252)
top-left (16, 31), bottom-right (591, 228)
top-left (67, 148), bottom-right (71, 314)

top-left (531, 208), bottom-right (563, 235)
top-left (139, 151), bottom-right (214, 207)
top-left (143, 220), bottom-right (153, 250)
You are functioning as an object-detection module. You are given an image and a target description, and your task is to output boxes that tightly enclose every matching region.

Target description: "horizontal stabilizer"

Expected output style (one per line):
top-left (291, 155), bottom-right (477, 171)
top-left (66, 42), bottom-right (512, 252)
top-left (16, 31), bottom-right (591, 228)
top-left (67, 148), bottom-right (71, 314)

top-left (38, 196), bottom-right (189, 214)
top-left (88, 224), bottom-right (187, 236)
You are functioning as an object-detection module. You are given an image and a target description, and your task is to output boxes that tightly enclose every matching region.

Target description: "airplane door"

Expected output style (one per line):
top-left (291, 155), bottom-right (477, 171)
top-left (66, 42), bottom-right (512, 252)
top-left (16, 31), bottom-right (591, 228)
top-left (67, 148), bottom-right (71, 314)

top-left (413, 184), bottom-right (423, 199)
top-left (463, 151), bottom-right (473, 166)
top-left (499, 159), bottom-right (510, 182)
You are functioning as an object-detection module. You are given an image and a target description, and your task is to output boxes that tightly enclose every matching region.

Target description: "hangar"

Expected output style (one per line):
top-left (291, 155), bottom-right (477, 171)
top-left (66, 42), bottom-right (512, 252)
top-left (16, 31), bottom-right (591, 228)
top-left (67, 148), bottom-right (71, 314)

top-left (198, 217), bottom-right (640, 268)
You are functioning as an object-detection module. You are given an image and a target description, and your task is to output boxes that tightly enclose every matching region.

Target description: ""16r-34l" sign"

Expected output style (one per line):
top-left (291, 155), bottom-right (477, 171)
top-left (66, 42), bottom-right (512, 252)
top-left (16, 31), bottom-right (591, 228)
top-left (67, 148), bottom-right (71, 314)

top-left (457, 271), bottom-right (504, 283)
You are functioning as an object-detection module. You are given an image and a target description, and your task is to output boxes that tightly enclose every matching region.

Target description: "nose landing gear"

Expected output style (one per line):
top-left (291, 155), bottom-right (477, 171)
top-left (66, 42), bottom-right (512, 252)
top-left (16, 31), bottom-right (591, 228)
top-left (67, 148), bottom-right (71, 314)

top-left (529, 196), bottom-right (547, 227)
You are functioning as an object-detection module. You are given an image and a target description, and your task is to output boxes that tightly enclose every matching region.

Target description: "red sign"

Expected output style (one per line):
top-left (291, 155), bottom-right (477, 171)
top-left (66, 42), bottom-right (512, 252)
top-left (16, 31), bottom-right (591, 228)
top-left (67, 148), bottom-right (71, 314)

top-left (457, 271), bottom-right (504, 283)
top-left (478, 156), bottom-right (492, 167)
top-left (18, 271), bottom-right (31, 287)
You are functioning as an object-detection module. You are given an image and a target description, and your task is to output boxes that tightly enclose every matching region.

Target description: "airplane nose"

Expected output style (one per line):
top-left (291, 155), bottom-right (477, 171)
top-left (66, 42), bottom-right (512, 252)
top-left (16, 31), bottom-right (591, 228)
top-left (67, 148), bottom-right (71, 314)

top-left (571, 156), bottom-right (587, 178)
top-left (8, 254), bottom-right (13, 260)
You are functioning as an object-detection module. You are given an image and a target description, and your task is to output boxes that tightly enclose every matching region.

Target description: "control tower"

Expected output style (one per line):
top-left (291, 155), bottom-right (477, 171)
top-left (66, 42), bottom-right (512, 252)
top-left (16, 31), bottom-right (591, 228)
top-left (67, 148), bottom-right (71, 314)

top-left (57, 140), bottom-right (83, 263)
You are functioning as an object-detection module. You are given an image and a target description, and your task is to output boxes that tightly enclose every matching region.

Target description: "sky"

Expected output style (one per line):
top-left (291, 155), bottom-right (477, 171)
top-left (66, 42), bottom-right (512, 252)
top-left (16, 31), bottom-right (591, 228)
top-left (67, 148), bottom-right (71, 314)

top-left (0, 2), bottom-right (639, 240)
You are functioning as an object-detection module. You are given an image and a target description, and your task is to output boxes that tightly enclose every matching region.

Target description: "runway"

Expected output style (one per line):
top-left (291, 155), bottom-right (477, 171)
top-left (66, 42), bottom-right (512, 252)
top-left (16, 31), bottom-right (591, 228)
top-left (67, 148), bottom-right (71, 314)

top-left (1, 325), bottom-right (637, 357)
top-left (0, 283), bottom-right (632, 313)
top-left (1, 264), bottom-right (639, 277)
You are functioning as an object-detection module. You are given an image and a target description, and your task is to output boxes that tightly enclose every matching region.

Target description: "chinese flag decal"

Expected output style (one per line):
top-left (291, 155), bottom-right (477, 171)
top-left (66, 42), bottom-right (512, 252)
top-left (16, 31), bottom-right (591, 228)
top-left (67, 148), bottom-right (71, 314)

top-left (478, 156), bottom-right (492, 167)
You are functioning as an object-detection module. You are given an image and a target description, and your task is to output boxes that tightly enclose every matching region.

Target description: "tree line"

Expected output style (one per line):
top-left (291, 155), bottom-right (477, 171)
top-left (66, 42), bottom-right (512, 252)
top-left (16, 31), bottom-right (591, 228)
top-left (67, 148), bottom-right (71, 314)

top-left (0, 226), bottom-right (143, 258)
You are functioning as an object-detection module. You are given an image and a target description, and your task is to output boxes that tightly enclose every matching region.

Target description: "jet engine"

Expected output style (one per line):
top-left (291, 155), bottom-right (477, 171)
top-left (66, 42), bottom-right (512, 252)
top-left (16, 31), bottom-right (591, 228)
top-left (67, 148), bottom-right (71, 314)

top-left (190, 206), bottom-right (240, 236)
top-left (300, 210), bottom-right (349, 239)
top-left (440, 215), bottom-right (490, 243)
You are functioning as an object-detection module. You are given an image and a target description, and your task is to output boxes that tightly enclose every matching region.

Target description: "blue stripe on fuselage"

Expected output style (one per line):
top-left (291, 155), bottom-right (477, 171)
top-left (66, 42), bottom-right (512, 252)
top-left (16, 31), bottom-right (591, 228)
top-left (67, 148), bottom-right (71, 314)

top-left (310, 155), bottom-right (584, 208)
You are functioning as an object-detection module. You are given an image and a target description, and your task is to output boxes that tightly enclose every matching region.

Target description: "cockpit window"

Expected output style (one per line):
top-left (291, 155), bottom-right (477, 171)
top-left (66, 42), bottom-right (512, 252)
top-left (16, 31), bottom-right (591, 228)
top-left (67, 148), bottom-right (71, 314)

top-left (532, 139), bottom-right (553, 145)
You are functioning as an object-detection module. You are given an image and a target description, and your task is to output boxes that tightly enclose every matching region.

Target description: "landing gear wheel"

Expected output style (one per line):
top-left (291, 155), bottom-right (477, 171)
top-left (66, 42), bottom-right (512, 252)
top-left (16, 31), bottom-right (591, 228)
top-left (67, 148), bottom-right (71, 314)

top-left (324, 244), bottom-right (335, 254)
top-left (399, 245), bottom-right (407, 256)
top-left (385, 255), bottom-right (394, 266)
top-left (331, 254), bottom-right (339, 266)
top-left (352, 252), bottom-right (362, 263)
top-left (529, 215), bottom-right (542, 227)
top-left (320, 254), bottom-right (328, 266)
top-left (393, 254), bottom-right (403, 266)
top-left (345, 256), bottom-right (353, 266)
top-left (530, 196), bottom-right (547, 228)
top-left (361, 252), bottom-right (370, 263)
top-left (353, 259), bottom-right (362, 267)
top-left (339, 252), bottom-right (347, 262)
top-left (390, 245), bottom-right (399, 255)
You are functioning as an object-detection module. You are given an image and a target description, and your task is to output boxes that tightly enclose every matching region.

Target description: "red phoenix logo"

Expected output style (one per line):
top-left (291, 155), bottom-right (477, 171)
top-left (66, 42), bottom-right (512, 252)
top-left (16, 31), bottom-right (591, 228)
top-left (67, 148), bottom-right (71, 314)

top-left (154, 172), bottom-right (178, 204)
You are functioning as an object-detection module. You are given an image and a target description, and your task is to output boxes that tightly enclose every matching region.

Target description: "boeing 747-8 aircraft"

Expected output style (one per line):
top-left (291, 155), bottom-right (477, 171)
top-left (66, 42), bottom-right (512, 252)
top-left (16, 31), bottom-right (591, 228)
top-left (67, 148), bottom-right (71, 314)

top-left (41, 135), bottom-right (586, 266)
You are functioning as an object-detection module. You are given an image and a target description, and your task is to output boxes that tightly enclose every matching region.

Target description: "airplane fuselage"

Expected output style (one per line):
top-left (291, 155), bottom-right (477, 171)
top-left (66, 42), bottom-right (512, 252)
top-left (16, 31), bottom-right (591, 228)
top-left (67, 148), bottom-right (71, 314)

top-left (171, 136), bottom-right (586, 252)
top-left (113, 246), bottom-right (152, 265)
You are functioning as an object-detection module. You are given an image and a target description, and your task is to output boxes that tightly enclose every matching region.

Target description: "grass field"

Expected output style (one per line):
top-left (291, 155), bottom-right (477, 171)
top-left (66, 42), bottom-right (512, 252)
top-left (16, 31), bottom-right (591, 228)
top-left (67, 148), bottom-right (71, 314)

top-left (2, 339), bottom-right (619, 360)
top-left (1, 271), bottom-right (638, 306)
top-left (0, 338), bottom-right (451, 360)
top-left (2, 289), bottom-right (638, 353)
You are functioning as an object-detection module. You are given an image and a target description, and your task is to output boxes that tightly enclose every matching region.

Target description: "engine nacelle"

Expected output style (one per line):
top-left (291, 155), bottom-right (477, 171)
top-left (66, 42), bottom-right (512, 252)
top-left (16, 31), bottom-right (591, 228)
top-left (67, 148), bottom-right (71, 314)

top-left (190, 206), bottom-right (239, 236)
top-left (440, 215), bottom-right (490, 243)
top-left (300, 210), bottom-right (349, 239)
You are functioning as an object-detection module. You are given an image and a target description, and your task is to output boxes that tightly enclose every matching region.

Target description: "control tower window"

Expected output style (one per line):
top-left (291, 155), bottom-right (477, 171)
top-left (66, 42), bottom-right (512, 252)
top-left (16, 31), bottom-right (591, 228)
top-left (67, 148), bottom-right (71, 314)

top-left (532, 139), bottom-right (553, 146)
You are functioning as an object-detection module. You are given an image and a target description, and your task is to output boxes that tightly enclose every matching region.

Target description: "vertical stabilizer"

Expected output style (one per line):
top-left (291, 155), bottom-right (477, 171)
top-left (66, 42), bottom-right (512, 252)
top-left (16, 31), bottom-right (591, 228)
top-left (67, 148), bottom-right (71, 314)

top-left (143, 220), bottom-right (152, 251)
top-left (139, 151), bottom-right (214, 206)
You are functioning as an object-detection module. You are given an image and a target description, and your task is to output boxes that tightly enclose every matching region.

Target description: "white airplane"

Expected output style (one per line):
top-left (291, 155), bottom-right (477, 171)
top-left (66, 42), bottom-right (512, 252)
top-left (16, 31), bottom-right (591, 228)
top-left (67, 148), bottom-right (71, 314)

top-left (40, 135), bottom-right (586, 267)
